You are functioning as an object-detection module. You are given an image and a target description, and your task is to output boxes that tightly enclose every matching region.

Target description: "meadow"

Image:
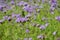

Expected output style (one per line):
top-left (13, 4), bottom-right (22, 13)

top-left (0, 0), bottom-right (60, 40)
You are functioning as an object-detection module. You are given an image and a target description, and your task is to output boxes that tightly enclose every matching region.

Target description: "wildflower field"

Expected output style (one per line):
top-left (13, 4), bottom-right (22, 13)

top-left (0, 0), bottom-right (60, 40)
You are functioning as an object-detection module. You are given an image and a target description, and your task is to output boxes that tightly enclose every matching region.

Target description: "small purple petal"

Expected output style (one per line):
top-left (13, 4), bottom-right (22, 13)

top-left (29, 38), bottom-right (32, 40)
top-left (55, 16), bottom-right (60, 21)
top-left (10, 1), bottom-right (15, 5)
top-left (44, 23), bottom-right (49, 27)
top-left (24, 38), bottom-right (28, 40)
top-left (52, 31), bottom-right (57, 35)
top-left (0, 19), bottom-right (5, 23)
top-left (39, 25), bottom-right (46, 30)
top-left (17, 1), bottom-right (24, 6)
top-left (3, 16), bottom-right (8, 20)
top-left (37, 35), bottom-right (43, 39)
top-left (0, 5), bottom-right (3, 11)
top-left (26, 29), bottom-right (29, 33)
top-left (15, 14), bottom-right (20, 18)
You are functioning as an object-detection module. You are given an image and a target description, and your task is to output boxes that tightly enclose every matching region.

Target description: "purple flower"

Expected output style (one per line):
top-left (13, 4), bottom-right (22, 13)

top-left (42, 0), bottom-right (45, 4)
top-left (50, 0), bottom-right (57, 14)
top-left (24, 38), bottom-right (28, 40)
top-left (15, 14), bottom-right (21, 18)
top-left (16, 17), bottom-right (27, 23)
top-left (0, 5), bottom-right (3, 11)
top-left (52, 31), bottom-right (57, 36)
top-left (37, 35), bottom-right (43, 39)
top-left (44, 23), bottom-right (49, 27)
top-left (29, 38), bottom-right (32, 40)
top-left (21, 17), bottom-right (28, 22)
top-left (39, 25), bottom-right (46, 30)
top-left (55, 16), bottom-right (60, 21)
top-left (50, 6), bottom-right (55, 11)
top-left (37, 0), bottom-right (40, 2)
top-left (3, 16), bottom-right (8, 20)
top-left (11, 13), bottom-right (16, 18)
top-left (29, 0), bottom-right (33, 2)
top-left (17, 1), bottom-right (24, 6)
top-left (23, 5), bottom-right (34, 13)
top-left (26, 29), bottom-right (29, 33)
top-left (42, 17), bottom-right (46, 20)
top-left (51, 0), bottom-right (57, 3)
top-left (7, 17), bottom-right (12, 21)
top-left (16, 17), bottom-right (21, 22)
top-left (0, 19), bottom-right (5, 23)
top-left (23, 2), bottom-right (28, 6)
top-left (10, 1), bottom-right (15, 5)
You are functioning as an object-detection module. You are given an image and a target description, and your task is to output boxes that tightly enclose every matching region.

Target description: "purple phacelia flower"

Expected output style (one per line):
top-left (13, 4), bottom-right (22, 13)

top-left (42, 0), bottom-right (45, 4)
top-left (29, 38), bottom-right (32, 40)
top-left (44, 23), bottom-right (49, 27)
top-left (55, 16), bottom-right (60, 21)
top-left (3, 16), bottom-right (8, 20)
top-left (0, 19), bottom-right (5, 23)
top-left (39, 25), bottom-right (46, 30)
top-left (42, 17), bottom-right (46, 21)
top-left (26, 29), bottom-right (29, 33)
top-left (16, 17), bottom-right (21, 22)
top-left (23, 2), bottom-right (28, 6)
top-left (11, 13), bottom-right (16, 18)
top-left (52, 31), bottom-right (57, 36)
top-left (15, 14), bottom-right (21, 18)
top-left (37, 35), bottom-right (43, 39)
top-left (10, 1), bottom-right (15, 5)
top-left (16, 17), bottom-right (28, 23)
top-left (20, 17), bottom-right (27, 22)
top-left (7, 17), bottom-right (12, 21)
top-left (24, 38), bottom-right (28, 40)
top-left (0, 5), bottom-right (3, 11)
top-left (50, 0), bottom-right (57, 14)
top-left (23, 5), bottom-right (34, 13)
top-left (17, 1), bottom-right (24, 6)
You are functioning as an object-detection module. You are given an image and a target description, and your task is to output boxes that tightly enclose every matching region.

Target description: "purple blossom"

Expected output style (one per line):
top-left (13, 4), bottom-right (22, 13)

top-left (50, 0), bottom-right (57, 14)
top-left (23, 5), bottom-right (34, 13)
top-left (29, 0), bottom-right (33, 2)
top-left (23, 2), bottom-right (28, 6)
top-left (0, 19), bottom-right (5, 23)
top-left (37, 35), bottom-right (43, 39)
top-left (10, 1), bottom-right (15, 5)
top-left (42, 0), bottom-right (45, 4)
top-left (44, 23), bottom-right (49, 27)
top-left (52, 31), bottom-right (57, 36)
top-left (39, 25), bottom-right (46, 30)
top-left (37, 0), bottom-right (40, 2)
top-left (17, 1), bottom-right (24, 6)
top-left (50, 6), bottom-right (55, 11)
top-left (26, 29), bottom-right (29, 33)
top-left (16, 17), bottom-right (28, 23)
top-left (0, 5), bottom-right (3, 11)
top-left (3, 16), bottom-right (8, 20)
top-left (55, 16), bottom-right (60, 21)
top-left (16, 17), bottom-right (21, 22)
top-left (24, 38), bottom-right (28, 40)
top-left (7, 17), bottom-right (12, 21)
top-left (51, 0), bottom-right (57, 4)
top-left (11, 13), bottom-right (16, 18)
top-left (15, 14), bottom-right (21, 18)
top-left (42, 17), bottom-right (46, 21)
